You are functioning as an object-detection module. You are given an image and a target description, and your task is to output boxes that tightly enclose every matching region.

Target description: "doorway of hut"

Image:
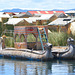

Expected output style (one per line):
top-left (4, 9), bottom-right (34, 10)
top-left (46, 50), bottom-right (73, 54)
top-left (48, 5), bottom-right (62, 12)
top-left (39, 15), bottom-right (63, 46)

top-left (27, 33), bottom-right (36, 50)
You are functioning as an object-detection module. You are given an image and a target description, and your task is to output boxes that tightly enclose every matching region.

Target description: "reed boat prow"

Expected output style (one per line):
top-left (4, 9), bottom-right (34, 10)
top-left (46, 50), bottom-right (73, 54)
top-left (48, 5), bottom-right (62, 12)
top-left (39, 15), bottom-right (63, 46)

top-left (52, 37), bottom-right (75, 59)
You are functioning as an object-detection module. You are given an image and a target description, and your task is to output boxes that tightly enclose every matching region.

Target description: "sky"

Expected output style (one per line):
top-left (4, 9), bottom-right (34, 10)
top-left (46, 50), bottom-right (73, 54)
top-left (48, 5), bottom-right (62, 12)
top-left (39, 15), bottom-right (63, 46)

top-left (0, 0), bottom-right (75, 10)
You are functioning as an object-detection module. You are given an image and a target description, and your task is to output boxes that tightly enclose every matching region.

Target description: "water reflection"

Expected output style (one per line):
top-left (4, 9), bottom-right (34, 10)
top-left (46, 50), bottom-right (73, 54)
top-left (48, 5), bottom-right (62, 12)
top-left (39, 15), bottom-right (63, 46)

top-left (0, 58), bottom-right (75, 75)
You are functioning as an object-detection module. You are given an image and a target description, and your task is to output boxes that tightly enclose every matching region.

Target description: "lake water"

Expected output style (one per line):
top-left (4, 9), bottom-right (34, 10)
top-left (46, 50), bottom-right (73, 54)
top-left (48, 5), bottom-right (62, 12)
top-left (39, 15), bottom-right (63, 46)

top-left (0, 58), bottom-right (75, 75)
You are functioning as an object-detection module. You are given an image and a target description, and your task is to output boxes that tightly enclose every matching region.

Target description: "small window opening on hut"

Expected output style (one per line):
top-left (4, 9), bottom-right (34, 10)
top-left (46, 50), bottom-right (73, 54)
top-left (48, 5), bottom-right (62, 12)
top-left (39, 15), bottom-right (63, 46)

top-left (63, 19), bottom-right (71, 21)
top-left (27, 33), bottom-right (36, 49)
top-left (20, 34), bottom-right (25, 42)
top-left (15, 34), bottom-right (20, 42)
top-left (27, 33), bottom-right (36, 42)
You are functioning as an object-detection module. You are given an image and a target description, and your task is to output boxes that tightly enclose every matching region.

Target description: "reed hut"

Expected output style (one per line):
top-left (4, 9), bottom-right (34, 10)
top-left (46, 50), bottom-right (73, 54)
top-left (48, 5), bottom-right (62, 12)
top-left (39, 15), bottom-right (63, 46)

top-left (48, 18), bottom-right (75, 34)
top-left (14, 26), bottom-right (48, 50)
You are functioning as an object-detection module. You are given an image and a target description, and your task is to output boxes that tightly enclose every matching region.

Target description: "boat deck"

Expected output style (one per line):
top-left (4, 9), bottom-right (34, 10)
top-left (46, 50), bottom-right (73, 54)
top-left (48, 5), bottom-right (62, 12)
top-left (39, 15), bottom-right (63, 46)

top-left (5, 48), bottom-right (45, 53)
top-left (52, 46), bottom-right (68, 52)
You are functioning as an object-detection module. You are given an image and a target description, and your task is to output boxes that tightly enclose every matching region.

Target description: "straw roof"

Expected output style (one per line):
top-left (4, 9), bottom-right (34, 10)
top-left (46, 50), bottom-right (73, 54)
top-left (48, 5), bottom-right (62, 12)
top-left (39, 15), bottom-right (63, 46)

top-left (4, 14), bottom-right (54, 25)
top-left (48, 18), bottom-right (75, 26)
top-left (0, 14), bottom-right (10, 18)
top-left (4, 18), bottom-right (25, 25)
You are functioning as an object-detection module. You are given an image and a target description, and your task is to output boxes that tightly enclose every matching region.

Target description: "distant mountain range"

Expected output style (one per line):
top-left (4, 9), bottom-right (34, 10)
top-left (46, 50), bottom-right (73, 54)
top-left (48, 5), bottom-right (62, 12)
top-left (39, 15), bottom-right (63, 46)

top-left (52, 9), bottom-right (75, 12)
top-left (0, 8), bottom-right (40, 12)
top-left (0, 9), bottom-right (29, 12)
top-left (0, 8), bottom-right (75, 12)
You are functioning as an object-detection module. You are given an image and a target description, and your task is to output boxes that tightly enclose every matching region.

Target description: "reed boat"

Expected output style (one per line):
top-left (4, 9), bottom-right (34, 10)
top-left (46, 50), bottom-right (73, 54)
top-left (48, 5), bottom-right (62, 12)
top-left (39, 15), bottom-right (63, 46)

top-left (52, 37), bottom-right (75, 59)
top-left (0, 42), bottom-right (54, 61)
top-left (0, 26), bottom-right (54, 61)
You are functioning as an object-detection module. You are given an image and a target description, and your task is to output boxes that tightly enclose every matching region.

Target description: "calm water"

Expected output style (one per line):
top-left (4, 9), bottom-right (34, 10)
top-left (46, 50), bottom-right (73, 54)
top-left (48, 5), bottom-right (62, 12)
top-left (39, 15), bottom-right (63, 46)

top-left (0, 58), bottom-right (75, 75)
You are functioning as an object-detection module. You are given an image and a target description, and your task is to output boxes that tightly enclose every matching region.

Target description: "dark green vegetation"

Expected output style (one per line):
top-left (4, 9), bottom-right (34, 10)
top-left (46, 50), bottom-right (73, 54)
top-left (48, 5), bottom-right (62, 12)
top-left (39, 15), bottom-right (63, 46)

top-left (0, 18), bottom-right (14, 36)
top-left (5, 37), bottom-right (14, 47)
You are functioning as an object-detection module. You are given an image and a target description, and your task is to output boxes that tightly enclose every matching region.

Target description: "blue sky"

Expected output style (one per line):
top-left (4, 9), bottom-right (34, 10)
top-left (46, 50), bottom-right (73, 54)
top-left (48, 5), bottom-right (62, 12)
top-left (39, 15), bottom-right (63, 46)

top-left (0, 0), bottom-right (75, 10)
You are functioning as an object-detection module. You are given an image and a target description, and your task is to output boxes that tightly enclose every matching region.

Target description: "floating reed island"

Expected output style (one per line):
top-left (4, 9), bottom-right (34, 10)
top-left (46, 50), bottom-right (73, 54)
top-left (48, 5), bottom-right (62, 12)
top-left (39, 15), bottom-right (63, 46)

top-left (0, 26), bottom-right (75, 61)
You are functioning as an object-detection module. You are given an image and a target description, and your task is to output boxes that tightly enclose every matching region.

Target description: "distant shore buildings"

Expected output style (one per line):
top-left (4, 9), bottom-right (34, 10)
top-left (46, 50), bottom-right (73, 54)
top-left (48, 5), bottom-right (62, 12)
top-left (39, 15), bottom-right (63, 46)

top-left (0, 10), bottom-right (75, 35)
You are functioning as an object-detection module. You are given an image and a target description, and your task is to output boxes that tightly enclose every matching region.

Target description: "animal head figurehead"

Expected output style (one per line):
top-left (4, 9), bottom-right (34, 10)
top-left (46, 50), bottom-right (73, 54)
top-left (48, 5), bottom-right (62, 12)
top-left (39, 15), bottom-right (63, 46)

top-left (45, 43), bottom-right (52, 50)
top-left (67, 37), bottom-right (75, 45)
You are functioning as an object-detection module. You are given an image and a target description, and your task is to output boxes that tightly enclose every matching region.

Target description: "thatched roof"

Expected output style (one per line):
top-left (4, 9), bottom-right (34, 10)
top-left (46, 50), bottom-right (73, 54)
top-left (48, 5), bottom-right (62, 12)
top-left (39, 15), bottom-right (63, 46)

top-left (13, 14), bottom-right (31, 18)
top-left (4, 14), bottom-right (54, 25)
top-left (48, 17), bottom-right (75, 26)
top-left (0, 14), bottom-right (10, 18)
top-left (4, 18), bottom-right (25, 25)
top-left (54, 13), bottom-right (67, 18)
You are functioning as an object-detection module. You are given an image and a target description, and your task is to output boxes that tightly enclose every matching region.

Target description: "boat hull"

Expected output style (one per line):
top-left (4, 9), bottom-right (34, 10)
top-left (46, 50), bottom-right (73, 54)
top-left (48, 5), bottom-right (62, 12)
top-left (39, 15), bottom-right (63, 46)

top-left (0, 48), bottom-right (53, 61)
